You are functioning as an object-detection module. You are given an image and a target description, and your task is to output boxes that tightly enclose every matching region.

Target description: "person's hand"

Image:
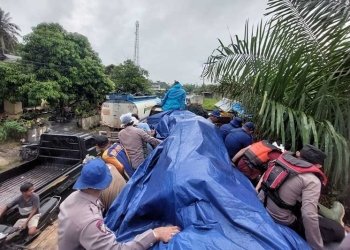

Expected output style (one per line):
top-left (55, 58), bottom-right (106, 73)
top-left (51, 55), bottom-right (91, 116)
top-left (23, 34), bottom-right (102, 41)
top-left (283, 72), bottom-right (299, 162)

top-left (153, 226), bottom-right (180, 243)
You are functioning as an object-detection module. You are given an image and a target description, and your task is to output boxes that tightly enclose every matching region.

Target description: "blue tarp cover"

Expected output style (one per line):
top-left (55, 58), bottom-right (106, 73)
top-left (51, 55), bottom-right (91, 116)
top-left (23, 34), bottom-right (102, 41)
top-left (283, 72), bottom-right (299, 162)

top-left (105, 111), bottom-right (310, 250)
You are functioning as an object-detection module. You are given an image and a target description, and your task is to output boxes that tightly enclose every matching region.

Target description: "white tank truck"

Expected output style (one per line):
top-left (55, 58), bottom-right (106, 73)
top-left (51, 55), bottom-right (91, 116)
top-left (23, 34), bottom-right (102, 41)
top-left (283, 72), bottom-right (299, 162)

top-left (101, 93), bottom-right (161, 129)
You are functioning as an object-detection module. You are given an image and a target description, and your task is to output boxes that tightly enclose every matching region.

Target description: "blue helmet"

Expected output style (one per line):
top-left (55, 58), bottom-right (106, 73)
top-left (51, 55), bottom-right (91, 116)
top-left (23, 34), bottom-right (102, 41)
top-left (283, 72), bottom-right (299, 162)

top-left (210, 110), bottom-right (221, 118)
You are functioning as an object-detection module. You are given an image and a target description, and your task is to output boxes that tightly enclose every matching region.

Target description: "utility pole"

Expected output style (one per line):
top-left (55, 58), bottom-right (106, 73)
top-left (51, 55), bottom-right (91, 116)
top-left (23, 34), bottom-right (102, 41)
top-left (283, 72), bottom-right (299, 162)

top-left (133, 21), bottom-right (140, 66)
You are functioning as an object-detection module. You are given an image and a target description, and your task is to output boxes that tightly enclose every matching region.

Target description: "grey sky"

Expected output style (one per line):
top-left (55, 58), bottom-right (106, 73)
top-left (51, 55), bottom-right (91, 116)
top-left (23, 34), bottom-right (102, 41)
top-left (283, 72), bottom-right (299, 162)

top-left (2, 0), bottom-right (267, 84)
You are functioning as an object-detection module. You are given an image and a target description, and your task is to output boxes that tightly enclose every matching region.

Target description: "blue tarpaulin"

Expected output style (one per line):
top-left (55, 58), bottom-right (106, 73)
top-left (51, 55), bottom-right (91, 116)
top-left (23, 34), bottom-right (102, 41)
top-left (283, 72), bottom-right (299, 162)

top-left (105, 111), bottom-right (310, 250)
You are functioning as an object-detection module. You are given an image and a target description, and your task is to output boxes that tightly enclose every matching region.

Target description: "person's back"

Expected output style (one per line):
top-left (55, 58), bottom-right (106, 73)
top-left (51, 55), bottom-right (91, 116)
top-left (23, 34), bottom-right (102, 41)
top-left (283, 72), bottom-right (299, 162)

top-left (220, 117), bottom-right (243, 139)
top-left (102, 142), bottom-right (133, 178)
top-left (118, 125), bottom-right (160, 169)
top-left (58, 191), bottom-right (96, 249)
top-left (162, 81), bottom-right (186, 111)
top-left (261, 171), bottom-right (320, 223)
top-left (258, 146), bottom-right (341, 250)
top-left (260, 171), bottom-right (323, 249)
top-left (225, 127), bottom-right (253, 158)
top-left (100, 163), bottom-right (126, 211)
top-left (233, 141), bottom-right (282, 181)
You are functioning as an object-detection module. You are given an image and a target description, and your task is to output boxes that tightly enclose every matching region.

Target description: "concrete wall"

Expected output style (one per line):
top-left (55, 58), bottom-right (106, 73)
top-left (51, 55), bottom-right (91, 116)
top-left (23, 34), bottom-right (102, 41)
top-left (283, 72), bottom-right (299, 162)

top-left (4, 100), bottom-right (23, 115)
top-left (77, 115), bottom-right (100, 130)
top-left (26, 125), bottom-right (48, 143)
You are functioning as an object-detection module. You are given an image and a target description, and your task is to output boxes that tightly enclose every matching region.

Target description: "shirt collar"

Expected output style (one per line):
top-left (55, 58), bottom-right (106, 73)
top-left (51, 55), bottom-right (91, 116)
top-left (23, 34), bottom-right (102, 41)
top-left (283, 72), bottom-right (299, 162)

top-left (76, 190), bottom-right (100, 205)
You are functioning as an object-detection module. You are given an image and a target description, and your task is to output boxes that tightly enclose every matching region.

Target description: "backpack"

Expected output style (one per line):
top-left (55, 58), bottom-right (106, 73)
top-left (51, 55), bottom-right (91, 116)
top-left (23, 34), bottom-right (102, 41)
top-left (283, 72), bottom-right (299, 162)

top-left (262, 152), bottom-right (327, 212)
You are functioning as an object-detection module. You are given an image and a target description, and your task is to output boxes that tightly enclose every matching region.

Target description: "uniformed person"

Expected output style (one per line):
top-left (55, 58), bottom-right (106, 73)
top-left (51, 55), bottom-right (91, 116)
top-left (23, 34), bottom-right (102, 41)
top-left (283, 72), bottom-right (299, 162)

top-left (58, 158), bottom-right (180, 250)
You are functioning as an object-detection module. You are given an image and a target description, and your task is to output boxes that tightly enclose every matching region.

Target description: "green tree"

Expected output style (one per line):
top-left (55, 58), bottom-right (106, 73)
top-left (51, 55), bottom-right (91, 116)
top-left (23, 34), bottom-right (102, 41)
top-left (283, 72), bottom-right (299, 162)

top-left (106, 60), bottom-right (151, 94)
top-left (21, 23), bottom-right (113, 115)
top-left (194, 84), bottom-right (219, 95)
top-left (0, 62), bottom-right (33, 103)
top-left (155, 81), bottom-right (169, 90)
top-left (0, 8), bottom-right (20, 56)
top-left (203, 0), bottom-right (350, 188)
top-left (183, 84), bottom-right (196, 94)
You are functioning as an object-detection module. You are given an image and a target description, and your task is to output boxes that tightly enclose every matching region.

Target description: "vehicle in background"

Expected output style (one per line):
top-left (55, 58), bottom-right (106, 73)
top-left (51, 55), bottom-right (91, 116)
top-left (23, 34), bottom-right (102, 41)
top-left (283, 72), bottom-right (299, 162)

top-left (101, 93), bottom-right (161, 129)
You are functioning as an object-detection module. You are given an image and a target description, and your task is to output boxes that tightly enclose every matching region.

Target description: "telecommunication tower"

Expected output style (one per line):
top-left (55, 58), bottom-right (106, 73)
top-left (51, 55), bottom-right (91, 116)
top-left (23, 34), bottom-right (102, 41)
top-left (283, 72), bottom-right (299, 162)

top-left (134, 21), bottom-right (140, 66)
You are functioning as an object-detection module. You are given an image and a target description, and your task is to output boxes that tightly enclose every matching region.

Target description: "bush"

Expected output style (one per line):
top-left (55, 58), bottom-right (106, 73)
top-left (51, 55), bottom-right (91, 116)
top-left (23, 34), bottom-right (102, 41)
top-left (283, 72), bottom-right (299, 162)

top-left (0, 120), bottom-right (28, 142)
top-left (202, 98), bottom-right (219, 111)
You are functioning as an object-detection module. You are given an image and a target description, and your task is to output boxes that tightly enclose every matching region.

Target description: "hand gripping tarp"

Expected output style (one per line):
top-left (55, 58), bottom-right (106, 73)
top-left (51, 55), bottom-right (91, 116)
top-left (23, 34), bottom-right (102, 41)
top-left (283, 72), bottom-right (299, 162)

top-left (105, 111), bottom-right (310, 250)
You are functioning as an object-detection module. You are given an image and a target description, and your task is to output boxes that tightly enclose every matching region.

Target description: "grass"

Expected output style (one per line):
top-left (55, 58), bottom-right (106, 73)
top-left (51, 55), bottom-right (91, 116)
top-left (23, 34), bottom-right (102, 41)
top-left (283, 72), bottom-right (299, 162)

top-left (202, 98), bottom-right (219, 111)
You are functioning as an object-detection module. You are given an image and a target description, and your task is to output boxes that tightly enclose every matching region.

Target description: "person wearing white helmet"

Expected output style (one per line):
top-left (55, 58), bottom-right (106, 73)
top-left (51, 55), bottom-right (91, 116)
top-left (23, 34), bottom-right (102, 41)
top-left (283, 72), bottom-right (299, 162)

top-left (119, 113), bottom-right (161, 169)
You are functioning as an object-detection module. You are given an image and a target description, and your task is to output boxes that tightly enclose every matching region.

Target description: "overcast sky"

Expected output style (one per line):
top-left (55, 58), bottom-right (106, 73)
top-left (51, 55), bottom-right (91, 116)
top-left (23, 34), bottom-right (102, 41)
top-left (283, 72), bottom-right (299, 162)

top-left (2, 0), bottom-right (267, 84)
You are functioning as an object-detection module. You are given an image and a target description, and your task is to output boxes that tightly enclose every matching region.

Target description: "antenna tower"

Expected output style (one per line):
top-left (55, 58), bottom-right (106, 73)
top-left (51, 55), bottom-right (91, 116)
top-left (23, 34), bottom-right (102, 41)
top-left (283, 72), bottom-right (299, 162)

top-left (134, 21), bottom-right (140, 66)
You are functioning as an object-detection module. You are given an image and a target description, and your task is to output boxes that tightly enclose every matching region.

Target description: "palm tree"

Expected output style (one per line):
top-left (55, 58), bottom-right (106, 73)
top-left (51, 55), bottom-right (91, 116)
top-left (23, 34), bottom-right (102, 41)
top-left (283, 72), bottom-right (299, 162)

top-left (203, 0), bottom-right (350, 189)
top-left (0, 8), bottom-right (20, 56)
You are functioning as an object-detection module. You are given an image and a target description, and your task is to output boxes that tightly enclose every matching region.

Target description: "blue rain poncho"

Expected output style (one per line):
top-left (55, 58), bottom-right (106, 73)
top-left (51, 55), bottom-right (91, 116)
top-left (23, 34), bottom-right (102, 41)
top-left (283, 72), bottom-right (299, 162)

top-left (161, 82), bottom-right (186, 111)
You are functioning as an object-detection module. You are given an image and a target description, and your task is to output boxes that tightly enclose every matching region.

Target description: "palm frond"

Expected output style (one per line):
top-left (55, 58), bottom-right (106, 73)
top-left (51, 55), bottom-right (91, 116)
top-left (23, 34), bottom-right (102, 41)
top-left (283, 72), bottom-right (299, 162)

top-left (203, 0), bottom-right (350, 189)
top-left (258, 98), bottom-right (349, 187)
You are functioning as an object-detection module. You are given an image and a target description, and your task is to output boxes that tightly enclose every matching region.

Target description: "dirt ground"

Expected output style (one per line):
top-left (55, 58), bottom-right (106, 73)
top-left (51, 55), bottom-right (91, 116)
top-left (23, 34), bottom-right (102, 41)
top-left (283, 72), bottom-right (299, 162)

top-left (0, 140), bottom-right (22, 172)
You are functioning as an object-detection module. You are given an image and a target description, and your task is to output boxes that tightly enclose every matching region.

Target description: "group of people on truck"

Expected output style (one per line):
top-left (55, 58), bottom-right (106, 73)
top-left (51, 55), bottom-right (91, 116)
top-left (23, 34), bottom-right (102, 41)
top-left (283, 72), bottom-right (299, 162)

top-left (60, 108), bottom-right (350, 249)
top-left (218, 115), bottom-right (349, 250)
top-left (1, 80), bottom-right (349, 249)
top-left (57, 110), bottom-right (180, 249)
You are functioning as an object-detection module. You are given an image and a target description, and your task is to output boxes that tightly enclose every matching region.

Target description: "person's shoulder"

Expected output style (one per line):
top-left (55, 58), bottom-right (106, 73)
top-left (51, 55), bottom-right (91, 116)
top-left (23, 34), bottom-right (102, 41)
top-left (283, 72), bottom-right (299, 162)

top-left (32, 193), bottom-right (40, 200)
top-left (61, 191), bottom-right (78, 204)
top-left (62, 192), bottom-right (102, 217)
top-left (138, 122), bottom-right (151, 131)
top-left (301, 172), bottom-right (321, 181)
top-left (134, 126), bottom-right (147, 133)
top-left (298, 172), bottom-right (322, 186)
top-left (120, 126), bottom-right (134, 135)
top-left (101, 149), bottom-right (109, 158)
top-left (13, 195), bottom-right (24, 203)
top-left (227, 128), bottom-right (242, 137)
top-left (220, 124), bottom-right (229, 130)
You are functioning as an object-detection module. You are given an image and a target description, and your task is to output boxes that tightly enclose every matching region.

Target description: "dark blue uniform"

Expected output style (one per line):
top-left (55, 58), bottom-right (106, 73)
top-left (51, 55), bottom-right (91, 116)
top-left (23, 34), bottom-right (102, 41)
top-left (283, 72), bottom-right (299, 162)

top-left (224, 128), bottom-right (253, 158)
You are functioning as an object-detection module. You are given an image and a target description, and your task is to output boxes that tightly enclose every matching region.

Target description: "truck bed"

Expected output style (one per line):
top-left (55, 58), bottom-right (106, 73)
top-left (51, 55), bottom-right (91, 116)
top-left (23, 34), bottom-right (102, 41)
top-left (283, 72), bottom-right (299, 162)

top-left (0, 163), bottom-right (74, 205)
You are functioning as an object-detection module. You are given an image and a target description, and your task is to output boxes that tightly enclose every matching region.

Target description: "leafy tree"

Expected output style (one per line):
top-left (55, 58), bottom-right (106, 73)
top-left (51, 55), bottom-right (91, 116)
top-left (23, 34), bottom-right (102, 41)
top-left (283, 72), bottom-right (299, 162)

top-left (0, 8), bottom-right (20, 55)
top-left (0, 62), bottom-right (62, 107)
top-left (0, 62), bottom-right (33, 103)
top-left (194, 84), bottom-right (219, 95)
top-left (203, 0), bottom-right (350, 188)
top-left (106, 60), bottom-right (151, 94)
top-left (183, 84), bottom-right (196, 94)
top-left (153, 81), bottom-right (169, 90)
top-left (21, 80), bottom-right (61, 106)
top-left (21, 23), bottom-right (113, 115)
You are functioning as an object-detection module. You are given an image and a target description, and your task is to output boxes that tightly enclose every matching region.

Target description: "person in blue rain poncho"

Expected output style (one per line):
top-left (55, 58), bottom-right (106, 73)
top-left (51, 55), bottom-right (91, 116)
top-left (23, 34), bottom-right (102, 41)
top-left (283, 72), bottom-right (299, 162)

top-left (161, 81), bottom-right (186, 111)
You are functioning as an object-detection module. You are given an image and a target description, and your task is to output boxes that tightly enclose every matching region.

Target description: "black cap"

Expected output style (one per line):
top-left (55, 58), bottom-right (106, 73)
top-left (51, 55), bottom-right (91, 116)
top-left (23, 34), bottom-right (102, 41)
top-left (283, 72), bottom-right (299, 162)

top-left (94, 135), bottom-right (109, 148)
top-left (300, 144), bottom-right (326, 165)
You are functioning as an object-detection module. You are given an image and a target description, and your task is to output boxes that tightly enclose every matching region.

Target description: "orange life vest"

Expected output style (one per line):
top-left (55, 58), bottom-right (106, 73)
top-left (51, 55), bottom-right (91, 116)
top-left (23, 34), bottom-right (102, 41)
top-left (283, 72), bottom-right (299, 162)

top-left (244, 140), bottom-right (280, 168)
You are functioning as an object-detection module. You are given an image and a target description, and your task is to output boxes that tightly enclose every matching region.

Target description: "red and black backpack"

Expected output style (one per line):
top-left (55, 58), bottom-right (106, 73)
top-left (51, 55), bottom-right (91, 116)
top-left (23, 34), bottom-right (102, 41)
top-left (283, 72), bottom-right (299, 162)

top-left (262, 152), bottom-right (327, 212)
